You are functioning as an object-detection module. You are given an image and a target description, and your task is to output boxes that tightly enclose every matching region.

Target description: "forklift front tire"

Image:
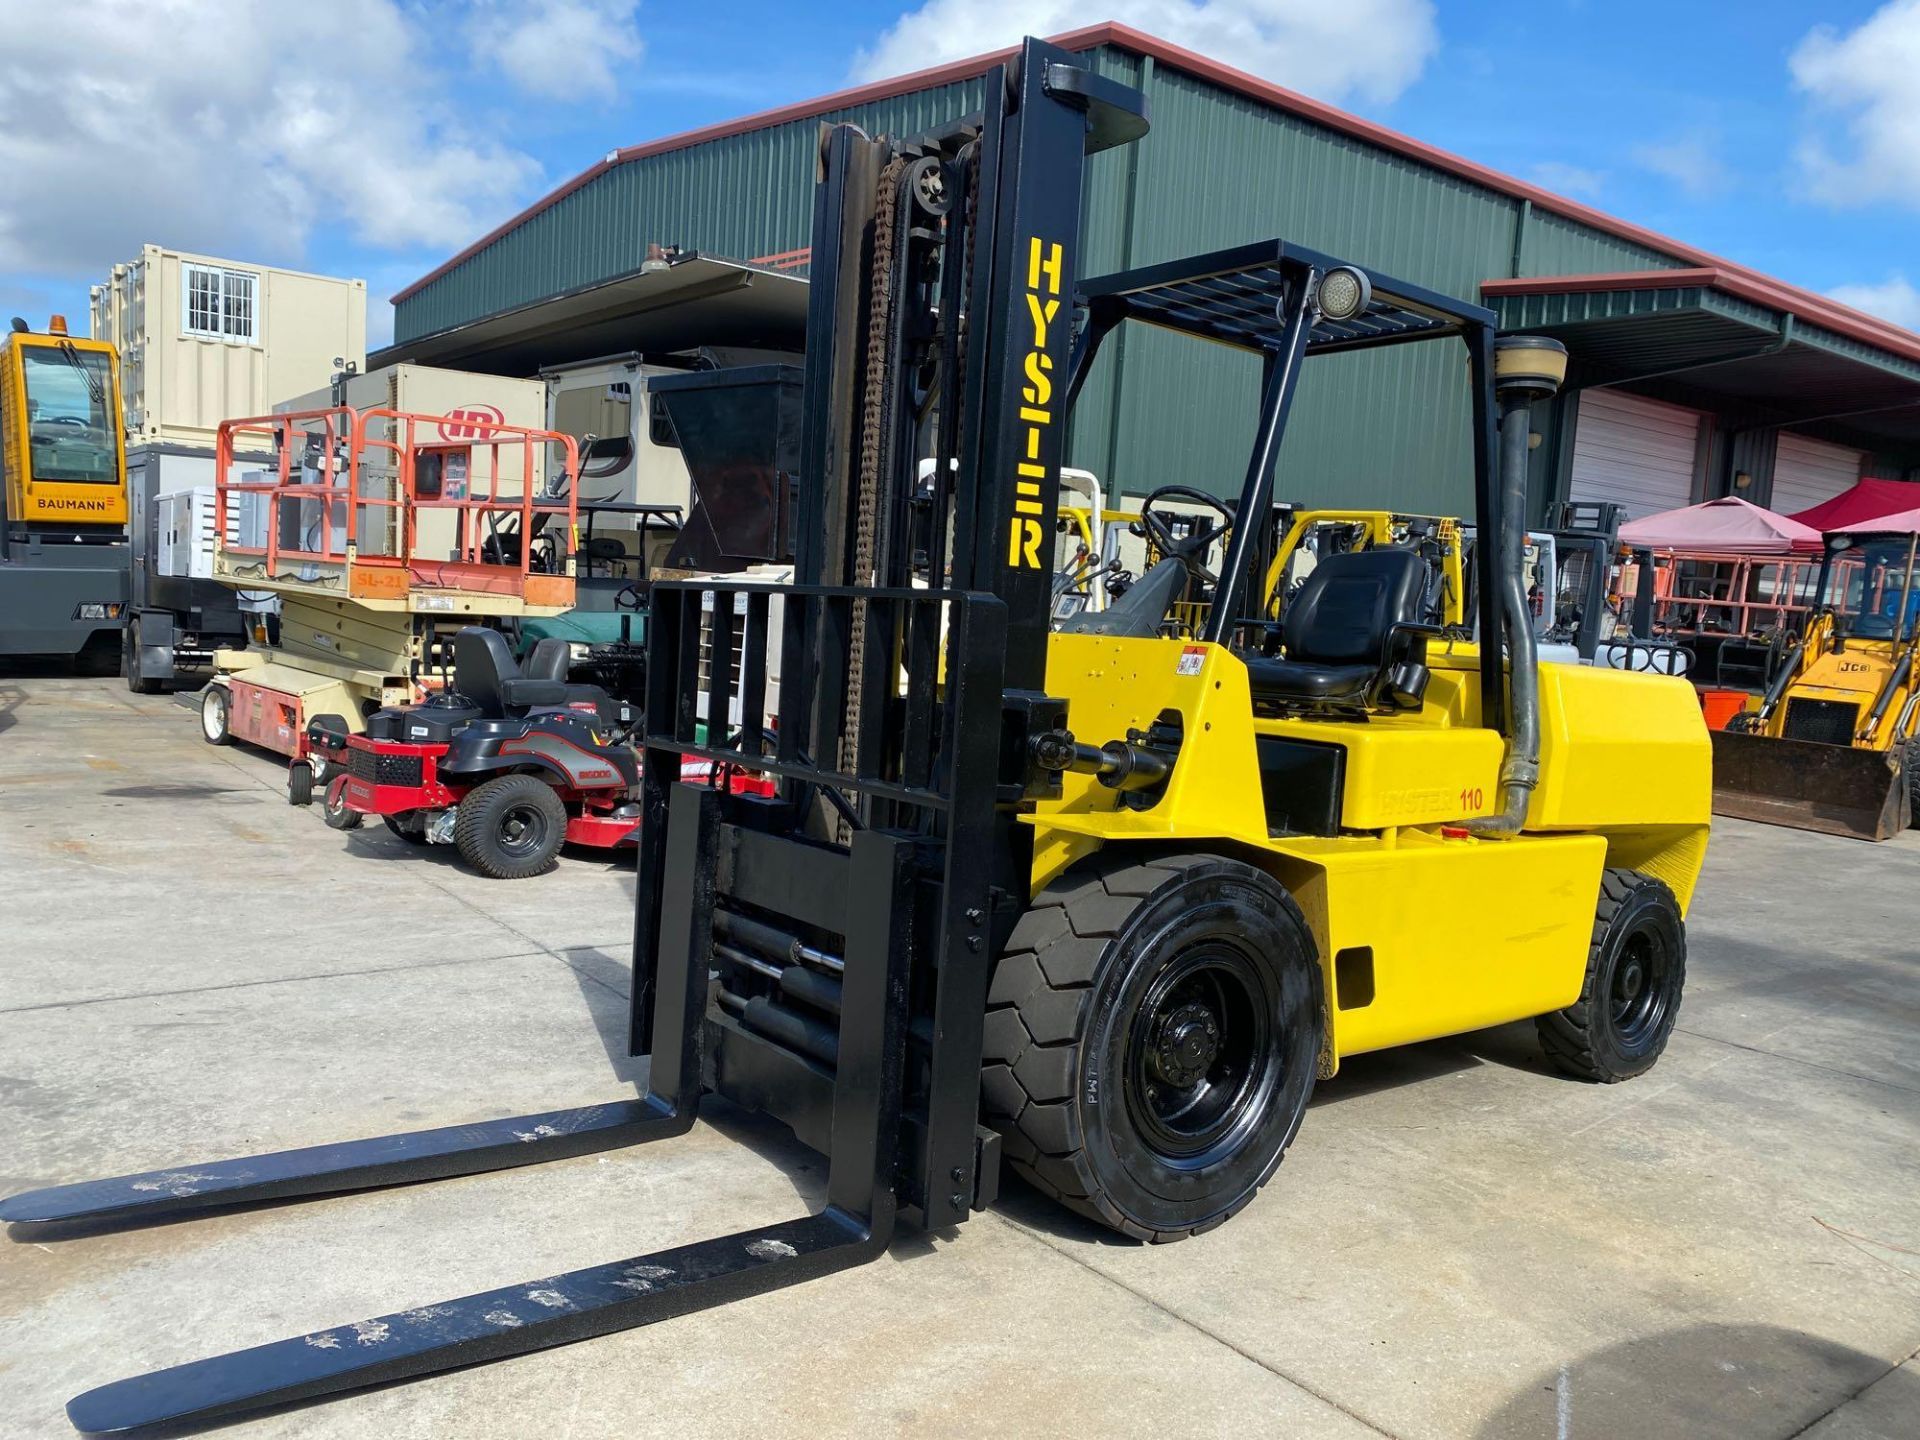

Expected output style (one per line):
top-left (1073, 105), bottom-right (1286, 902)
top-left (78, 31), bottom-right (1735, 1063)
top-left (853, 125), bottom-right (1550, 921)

top-left (454, 774), bottom-right (567, 879)
top-left (200, 686), bottom-right (231, 745)
top-left (1537, 868), bottom-right (1685, 1083)
top-left (982, 851), bottom-right (1322, 1243)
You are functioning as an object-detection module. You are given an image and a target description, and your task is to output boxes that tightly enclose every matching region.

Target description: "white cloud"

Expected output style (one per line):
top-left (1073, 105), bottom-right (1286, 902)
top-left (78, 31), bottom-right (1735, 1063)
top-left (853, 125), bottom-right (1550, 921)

top-left (467, 0), bottom-right (645, 103)
top-left (853, 0), bottom-right (1439, 108)
top-left (1790, 0), bottom-right (1920, 208)
top-left (0, 1), bottom-right (545, 281)
top-left (1631, 134), bottom-right (1728, 198)
top-left (1528, 161), bottom-right (1605, 200)
top-left (1828, 276), bottom-right (1920, 334)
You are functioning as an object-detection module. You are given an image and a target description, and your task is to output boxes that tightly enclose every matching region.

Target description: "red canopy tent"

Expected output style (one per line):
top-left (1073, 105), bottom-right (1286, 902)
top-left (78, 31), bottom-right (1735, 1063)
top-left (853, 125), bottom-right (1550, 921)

top-left (1617, 496), bottom-right (1822, 554)
top-left (1783, 478), bottom-right (1920, 545)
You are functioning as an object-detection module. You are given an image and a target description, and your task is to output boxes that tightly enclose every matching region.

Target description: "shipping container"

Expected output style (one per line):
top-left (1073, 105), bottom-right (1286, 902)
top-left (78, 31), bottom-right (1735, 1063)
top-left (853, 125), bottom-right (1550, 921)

top-left (89, 245), bottom-right (366, 448)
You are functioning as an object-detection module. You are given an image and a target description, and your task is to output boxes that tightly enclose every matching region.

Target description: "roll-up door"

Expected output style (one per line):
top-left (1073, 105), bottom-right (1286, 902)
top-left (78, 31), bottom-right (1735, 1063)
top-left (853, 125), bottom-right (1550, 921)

top-left (1771, 432), bottom-right (1863, 515)
top-left (1568, 390), bottom-right (1702, 519)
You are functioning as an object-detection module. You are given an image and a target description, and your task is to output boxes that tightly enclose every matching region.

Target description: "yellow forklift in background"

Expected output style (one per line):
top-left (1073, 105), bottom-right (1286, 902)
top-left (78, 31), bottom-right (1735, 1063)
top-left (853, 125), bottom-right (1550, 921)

top-left (0, 316), bottom-right (129, 664)
top-left (1714, 525), bottom-right (1920, 839)
top-left (1, 39), bottom-right (1712, 1430)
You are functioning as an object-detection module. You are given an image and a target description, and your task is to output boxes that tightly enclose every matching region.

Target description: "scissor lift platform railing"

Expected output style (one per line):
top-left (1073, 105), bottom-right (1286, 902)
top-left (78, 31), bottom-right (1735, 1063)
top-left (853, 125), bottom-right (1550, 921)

top-left (211, 406), bottom-right (581, 617)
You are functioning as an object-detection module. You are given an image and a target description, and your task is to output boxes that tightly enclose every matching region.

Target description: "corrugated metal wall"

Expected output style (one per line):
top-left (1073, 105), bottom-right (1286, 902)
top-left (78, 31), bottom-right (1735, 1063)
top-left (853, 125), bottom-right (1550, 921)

top-left (397, 77), bottom-right (990, 340)
top-left (396, 41), bottom-right (1685, 515)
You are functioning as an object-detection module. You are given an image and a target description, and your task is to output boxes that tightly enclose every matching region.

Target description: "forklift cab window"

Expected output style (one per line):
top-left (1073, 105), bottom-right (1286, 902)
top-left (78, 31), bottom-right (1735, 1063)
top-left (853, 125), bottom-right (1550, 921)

top-left (414, 446), bottom-right (470, 502)
top-left (22, 345), bottom-right (116, 483)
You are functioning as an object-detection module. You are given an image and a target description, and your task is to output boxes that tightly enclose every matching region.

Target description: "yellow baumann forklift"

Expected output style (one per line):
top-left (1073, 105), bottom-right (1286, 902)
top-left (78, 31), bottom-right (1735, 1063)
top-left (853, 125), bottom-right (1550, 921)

top-left (2, 39), bottom-right (1711, 1430)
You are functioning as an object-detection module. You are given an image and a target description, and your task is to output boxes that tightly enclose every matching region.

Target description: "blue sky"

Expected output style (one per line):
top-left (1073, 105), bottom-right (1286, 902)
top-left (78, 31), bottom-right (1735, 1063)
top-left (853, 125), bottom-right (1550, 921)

top-left (2, 1), bottom-right (1915, 346)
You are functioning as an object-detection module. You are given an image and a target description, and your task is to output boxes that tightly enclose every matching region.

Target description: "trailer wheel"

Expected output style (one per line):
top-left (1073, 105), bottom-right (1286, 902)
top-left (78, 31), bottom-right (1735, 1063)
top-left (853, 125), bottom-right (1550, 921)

top-left (200, 686), bottom-right (231, 745)
top-left (287, 763), bottom-right (314, 807)
top-left (1537, 868), bottom-right (1685, 1083)
top-left (123, 619), bottom-right (161, 695)
top-left (981, 851), bottom-right (1322, 1243)
top-left (454, 775), bottom-right (567, 879)
top-left (321, 775), bottom-right (364, 831)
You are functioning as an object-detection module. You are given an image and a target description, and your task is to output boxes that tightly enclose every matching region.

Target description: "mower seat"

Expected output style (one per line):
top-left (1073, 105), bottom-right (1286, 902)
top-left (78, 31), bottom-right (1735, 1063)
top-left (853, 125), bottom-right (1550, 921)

top-left (523, 635), bottom-right (626, 728)
top-left (454, 627), bottom-right (569, 716)
top-left (1243, 548), bottom-right (1431, 713)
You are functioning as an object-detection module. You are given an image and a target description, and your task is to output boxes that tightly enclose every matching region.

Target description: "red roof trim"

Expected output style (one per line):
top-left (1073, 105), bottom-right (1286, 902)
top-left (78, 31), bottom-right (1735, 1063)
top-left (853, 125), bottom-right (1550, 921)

top-left (1482, 269), bottom-right (1920, 365)
top-left (390, 19), bottom-right (1920, 371)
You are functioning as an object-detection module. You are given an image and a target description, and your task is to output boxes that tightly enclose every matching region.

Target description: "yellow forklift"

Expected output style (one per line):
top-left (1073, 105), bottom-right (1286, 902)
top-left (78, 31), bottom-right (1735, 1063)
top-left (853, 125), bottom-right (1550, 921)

top-left (1, 39), bottom-right (1711, 1431)
top-left (0, 315), bottom-right (129, 664)
top-left (1713, 525), bottom-right (1920, 839)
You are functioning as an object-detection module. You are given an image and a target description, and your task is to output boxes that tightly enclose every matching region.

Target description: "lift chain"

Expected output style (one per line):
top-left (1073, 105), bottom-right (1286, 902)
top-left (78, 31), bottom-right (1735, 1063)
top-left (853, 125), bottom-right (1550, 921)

top-left (838, 153), bottom-right (911, 809)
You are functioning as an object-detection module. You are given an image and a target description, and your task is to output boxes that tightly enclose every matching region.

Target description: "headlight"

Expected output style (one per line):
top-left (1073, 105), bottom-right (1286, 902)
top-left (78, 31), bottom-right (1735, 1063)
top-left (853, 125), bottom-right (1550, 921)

top-left (73, 603), bottom-right (123, 621)
top-left (568, 642), bottom-right (591, 660)
top-left (1314, 266), bottom-right (1372, 322)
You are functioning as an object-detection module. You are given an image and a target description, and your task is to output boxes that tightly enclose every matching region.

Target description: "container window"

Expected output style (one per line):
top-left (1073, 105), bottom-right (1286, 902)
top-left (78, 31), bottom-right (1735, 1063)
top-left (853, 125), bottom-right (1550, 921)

top-left (182, 263), bottom-right (260, 344)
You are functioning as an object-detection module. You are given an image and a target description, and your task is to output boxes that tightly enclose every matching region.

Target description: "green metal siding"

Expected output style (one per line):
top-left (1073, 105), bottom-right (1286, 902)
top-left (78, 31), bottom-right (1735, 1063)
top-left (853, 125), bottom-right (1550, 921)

top-left (1517, 210), bottom-right (1673, 277)
top-left (396, 41), bottom-right (1701, 517)
top-left (1063, 58), bottom-right (1662, 515)
top-left (397, 77), bottom-right (989, 340)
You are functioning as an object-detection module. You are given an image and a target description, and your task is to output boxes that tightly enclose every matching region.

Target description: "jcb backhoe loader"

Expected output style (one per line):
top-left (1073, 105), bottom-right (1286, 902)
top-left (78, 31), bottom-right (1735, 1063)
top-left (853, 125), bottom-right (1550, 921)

top-left (0, 38), bottom-right (1711, 1433)
top-left (1713, 527), bottom-right (1920, 839)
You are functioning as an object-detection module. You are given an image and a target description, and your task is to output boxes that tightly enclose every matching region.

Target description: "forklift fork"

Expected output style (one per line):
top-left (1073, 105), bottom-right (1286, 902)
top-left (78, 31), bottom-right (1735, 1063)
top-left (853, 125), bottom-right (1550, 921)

top-left (4, 787), bottom-right (921, 1434)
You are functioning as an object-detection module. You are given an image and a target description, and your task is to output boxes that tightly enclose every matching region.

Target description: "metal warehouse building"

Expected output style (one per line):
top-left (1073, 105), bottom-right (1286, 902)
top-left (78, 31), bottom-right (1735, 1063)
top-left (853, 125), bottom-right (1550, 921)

top-left (388, 21), bottom-right (1920, 523)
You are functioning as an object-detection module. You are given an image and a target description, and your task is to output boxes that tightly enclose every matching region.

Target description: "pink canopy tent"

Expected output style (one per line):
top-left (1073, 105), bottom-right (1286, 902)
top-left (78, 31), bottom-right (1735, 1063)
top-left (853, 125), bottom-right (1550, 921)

top-left (1617, 495), bottom-right (1822, 554)
top-left (1828, 505), bottom-right (1920, 537)
top-left (1784, 478), bottom-right (1920, 538)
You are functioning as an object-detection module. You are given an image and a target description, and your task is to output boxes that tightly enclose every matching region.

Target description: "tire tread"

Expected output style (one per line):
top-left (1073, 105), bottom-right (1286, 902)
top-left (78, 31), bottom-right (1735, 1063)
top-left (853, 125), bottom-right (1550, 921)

top-left (981, 849), bottom-right (1308, 1243)
top-left (1536, 866), bottom-right (1684, 1083)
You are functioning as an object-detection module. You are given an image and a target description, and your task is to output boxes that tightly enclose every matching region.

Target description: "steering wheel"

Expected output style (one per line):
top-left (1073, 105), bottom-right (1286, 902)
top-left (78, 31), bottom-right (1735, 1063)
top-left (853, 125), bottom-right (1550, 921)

top-left (44, 416), bottom-right (91, 427)
top-left (1139, 485), bottom-right (1235, 584)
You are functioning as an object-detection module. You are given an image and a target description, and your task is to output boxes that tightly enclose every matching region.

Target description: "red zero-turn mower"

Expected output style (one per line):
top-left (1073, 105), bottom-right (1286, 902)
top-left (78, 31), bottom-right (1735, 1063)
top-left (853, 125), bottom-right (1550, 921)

top-left (298, 628), bottom-right (662, 878)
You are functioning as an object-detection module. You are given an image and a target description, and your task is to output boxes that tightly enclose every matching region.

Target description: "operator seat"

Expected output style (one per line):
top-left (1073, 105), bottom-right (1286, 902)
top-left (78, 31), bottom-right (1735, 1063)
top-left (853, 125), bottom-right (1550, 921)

top-left (1241, 548), bottom-right (1432, 714)
top-left (453, 628), bottom-right (572, 718)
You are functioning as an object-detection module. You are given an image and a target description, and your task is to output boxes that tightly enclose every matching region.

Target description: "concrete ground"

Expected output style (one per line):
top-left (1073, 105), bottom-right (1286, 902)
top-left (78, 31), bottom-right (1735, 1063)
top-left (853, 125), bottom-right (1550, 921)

top-left (0, 670), bottom-right (1915, 1440)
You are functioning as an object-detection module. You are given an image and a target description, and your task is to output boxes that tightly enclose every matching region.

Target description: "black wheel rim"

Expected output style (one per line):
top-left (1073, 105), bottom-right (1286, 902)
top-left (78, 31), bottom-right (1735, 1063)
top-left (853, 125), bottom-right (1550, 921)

top-left (1122, 945), bottom-right (1280, 1169)
top-left (1609, 923), bottom-right (1677, 1050)
top-left (496, 802), bottom-right (552, 858)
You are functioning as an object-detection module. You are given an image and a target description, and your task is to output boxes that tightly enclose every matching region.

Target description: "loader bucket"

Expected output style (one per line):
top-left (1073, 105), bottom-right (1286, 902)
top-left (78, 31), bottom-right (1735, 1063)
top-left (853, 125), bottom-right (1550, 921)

top-left (1710, 730), bottom-right (1910, 841)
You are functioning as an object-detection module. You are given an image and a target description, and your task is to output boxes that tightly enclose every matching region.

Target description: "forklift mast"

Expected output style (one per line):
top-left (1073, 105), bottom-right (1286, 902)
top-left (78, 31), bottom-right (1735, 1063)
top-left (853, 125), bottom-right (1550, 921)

top-left (632, 36), bottom-right (1152, 1238)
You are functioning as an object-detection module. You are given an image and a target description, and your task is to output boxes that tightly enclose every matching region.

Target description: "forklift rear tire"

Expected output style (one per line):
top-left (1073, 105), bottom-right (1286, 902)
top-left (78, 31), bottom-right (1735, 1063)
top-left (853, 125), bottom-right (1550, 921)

top-left (1537, 868), bottom-right (1685, 1084)
top-left (200, 686), bottom-right (231, 745)
top-left (454, 774), bottom-right (567, 879)
top-left (981, 851), bottom-right (1322, 1243)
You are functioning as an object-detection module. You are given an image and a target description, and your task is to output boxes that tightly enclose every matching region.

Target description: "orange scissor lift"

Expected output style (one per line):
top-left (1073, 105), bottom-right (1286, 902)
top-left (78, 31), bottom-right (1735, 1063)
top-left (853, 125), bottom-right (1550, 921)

top-left (196, 405), bottom-right (580, 760)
